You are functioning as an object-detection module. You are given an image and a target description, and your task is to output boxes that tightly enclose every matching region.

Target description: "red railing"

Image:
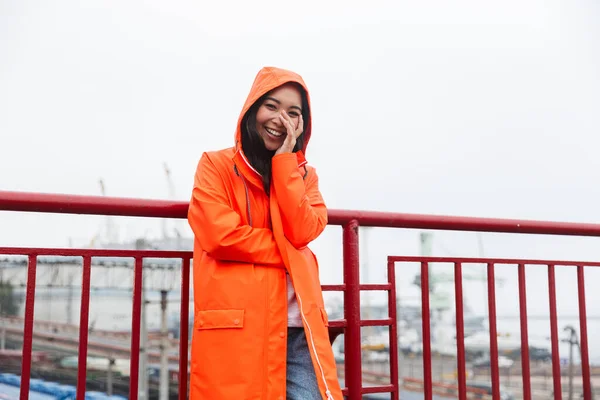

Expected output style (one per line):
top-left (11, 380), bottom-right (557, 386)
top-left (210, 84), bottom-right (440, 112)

top-left (2, 189), bottom-right (600, 400)
top-left (388, 256), bottom-right (597, 400)
top-left (0, 248), bottom-right (191, 400)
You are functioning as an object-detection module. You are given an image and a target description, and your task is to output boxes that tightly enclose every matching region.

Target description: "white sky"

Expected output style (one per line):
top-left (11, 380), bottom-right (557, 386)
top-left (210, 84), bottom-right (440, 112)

top-left (2, 0), bottom-right (600, 349)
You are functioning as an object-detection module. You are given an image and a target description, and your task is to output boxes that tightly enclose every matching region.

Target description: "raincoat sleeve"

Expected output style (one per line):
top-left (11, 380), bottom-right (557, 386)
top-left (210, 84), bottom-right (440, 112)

top-left (271, 153), bottom-right (327, 248)
top-left (188, 153), bottom-right (283, 266)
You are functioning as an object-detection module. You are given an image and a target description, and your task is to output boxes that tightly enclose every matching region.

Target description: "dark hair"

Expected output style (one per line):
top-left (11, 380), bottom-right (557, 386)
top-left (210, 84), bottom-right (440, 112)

top-left (241, 82), bottom-right (310, 194)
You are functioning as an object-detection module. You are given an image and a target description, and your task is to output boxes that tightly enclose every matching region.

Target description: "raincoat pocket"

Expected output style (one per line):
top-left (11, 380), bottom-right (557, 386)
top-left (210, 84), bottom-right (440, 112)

top-left (196, 309), bottom-right (245, 330)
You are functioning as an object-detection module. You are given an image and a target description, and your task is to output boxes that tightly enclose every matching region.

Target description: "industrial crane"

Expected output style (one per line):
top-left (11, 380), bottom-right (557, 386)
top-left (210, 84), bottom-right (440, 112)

top-left (161, 163), bottom-right (183, 240)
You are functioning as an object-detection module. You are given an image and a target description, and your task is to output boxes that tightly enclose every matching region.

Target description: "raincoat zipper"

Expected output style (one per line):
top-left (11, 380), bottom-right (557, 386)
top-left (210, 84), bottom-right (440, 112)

top-left (295, 291), bottom-right (335, 399)
top-left (236, 159), bottom-right (333, 399)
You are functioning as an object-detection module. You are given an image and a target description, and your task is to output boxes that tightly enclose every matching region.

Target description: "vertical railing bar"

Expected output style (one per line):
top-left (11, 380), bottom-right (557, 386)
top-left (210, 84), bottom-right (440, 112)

top-left (454, 262), bottom-right (467, 400)
top-left (487, 262), bottom-right (501, 400)
top-left (420, 261), bottom-right (432, 400)
top-left (129, 257), bottom-right (144, 400)
top-left (387, 259), bottom-right (399, 400)
top-left (548, 264), bottom-right (563, 400)
top-left (577, 265), bottom-right (592, 400)
top-left (518, 263), bottom-right (532, 400)
top-left (178, 257), bottom-right (191, 400)
top-left (343, 220), bottom-right (361, 400)
top-left (76, 256), bottom-right (92, 399)
top-left (19, 254), bottom-right (38, 400)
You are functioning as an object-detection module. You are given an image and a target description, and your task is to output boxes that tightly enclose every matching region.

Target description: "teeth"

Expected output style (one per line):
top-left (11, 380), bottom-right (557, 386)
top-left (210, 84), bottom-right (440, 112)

top-left (266, 128), bottom-right (283, 137)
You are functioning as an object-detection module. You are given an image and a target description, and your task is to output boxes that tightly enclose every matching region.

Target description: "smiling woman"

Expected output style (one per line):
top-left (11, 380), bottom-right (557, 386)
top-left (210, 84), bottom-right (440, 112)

top-left (187, 66), bottom-right (341, 400)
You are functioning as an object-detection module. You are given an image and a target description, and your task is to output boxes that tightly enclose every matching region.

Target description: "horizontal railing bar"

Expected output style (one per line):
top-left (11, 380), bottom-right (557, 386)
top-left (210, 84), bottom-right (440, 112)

top-left (328, 320), bottom-right (347, 328)
top-left (0, 191), bottom-right (188, 218)
top-left (321, 284), bottom-right (346, 291)
top-left (389, 255), bottom-right (600, 267)
top-left (360, 319), bottom-right (393, 327)
top-left (0, 247), bottom-right (192, 258)
top-left (4, 190), bottom-right (600, 237)
top-left (360, 284), bottom-right (392, 290)
top-left (329, 210), bottom-right (600, 236)
top-left (361, 385), bottom-right (396, 394)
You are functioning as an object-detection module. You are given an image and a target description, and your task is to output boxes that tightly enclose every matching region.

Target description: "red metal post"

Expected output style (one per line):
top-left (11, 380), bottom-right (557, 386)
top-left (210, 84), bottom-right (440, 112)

top-left (420, 261), bottom-right (432, 400)
top-left (547, 265), bottom-right (563, 400)
top-left (179, 257), bottom-right (191, 400)
top-left (454, 262), bottom-right (467, 400)
top-left (343, 220), bottom-right (362, 400)
top-left (76, 256), bottom-right (92, 398)
top-left (129, 257), bottom-right (144, 400)
top-left (19, 254), bottom-right (38, 400)
top-left (487, 263), bottom-right (501, 399)
top-left (577, 265), bottom-right (592, 400)
top-left (518, 263), bottom-right (532, 400)
top-left (387, 260), bottom-right (399, 400)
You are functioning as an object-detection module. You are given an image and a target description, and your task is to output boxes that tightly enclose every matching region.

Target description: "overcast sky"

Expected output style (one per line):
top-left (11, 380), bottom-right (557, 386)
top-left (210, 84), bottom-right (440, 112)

top-left (2, 0), bottom-right (600, 351)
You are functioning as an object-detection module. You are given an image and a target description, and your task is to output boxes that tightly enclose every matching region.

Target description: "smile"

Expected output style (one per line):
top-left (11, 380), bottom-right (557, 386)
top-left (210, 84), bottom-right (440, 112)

top-left (265, 128), bottom-right (284, 138)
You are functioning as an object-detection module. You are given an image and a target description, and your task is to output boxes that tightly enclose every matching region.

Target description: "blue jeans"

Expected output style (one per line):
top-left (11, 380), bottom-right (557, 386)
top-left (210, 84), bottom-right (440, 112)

top-left (286, 328), bottom-right (321, 400)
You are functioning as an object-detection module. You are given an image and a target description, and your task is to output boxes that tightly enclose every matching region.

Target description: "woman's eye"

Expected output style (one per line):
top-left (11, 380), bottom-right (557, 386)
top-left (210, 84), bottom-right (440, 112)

top-left (288, 111), bottom-right (300, 117)
top-left (265, 104), bottom-right (277, 110)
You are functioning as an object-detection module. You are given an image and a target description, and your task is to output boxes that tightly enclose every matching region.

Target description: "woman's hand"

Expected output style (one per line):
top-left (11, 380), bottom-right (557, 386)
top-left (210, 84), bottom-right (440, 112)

top-left (275, 110), bottom-right (303, 155)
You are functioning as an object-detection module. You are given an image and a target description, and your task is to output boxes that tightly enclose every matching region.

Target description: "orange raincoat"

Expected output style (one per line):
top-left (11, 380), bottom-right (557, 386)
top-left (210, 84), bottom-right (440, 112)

top-left (188, 67), bottom-right (343, 400)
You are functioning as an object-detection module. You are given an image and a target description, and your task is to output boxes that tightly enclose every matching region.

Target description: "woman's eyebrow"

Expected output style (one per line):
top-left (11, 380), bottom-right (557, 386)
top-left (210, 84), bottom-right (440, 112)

top-left (264, 96), bottom-right (280, 104)
top-left (265, 96), bottom-right (302, 112)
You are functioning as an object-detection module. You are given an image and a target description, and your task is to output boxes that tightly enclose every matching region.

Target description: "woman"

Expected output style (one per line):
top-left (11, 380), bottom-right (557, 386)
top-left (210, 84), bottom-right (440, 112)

top-left (188, 66), bottom-right (342, 400)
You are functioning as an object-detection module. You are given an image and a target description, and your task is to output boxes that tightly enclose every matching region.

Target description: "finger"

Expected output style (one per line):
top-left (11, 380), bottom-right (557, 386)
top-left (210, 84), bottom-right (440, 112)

top-left (295, 114), bottom-right (304, 138)
top-left (282, 110), bottom-right (296, 130)
top-left (278, 113), bottom-right (289, 126)
top-left (279, 114), bottom-right (294, 135)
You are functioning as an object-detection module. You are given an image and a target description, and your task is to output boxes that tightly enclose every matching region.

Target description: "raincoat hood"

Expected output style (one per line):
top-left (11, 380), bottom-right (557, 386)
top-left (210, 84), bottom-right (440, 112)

top-left (235, 66), bottom-right (312, 154)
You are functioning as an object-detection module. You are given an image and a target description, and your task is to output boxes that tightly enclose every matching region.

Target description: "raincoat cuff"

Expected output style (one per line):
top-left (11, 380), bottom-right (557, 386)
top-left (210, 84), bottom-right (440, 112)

top-left (272, 151), bottom-right (307, 169)
top-left (272, 152), bottom-right (298, 170)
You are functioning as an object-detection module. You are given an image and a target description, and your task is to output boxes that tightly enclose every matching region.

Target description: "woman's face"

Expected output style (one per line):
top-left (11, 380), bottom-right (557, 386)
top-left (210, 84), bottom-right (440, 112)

top-left (254, 83), bottom-right (303, 151)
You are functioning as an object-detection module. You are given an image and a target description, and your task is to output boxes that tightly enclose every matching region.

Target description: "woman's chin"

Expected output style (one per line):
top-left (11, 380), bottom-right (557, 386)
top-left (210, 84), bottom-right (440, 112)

top-left (264, 142), bottom-right (282, 152)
